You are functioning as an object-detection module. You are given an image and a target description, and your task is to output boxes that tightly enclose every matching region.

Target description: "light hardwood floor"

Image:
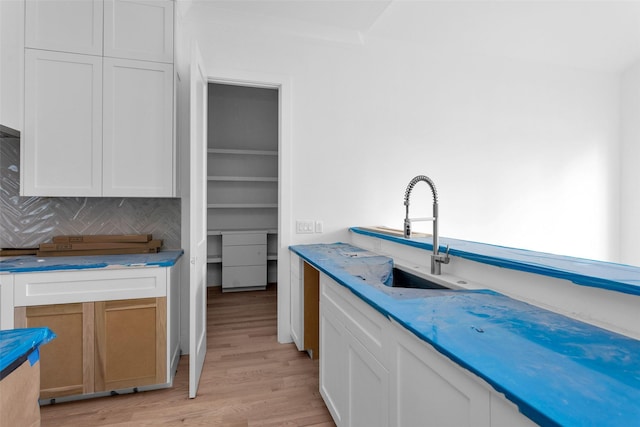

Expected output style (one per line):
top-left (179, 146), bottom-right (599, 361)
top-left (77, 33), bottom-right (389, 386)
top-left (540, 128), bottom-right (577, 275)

top-left (40, 284), bottom-right (335, 426)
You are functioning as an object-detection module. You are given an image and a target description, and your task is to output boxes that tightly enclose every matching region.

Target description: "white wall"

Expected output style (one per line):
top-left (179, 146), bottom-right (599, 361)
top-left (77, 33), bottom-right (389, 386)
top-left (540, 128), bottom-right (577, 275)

top-left (621, 59), bottom-right (640, 265)
top-left (189, 9), bottom-right (621, 265)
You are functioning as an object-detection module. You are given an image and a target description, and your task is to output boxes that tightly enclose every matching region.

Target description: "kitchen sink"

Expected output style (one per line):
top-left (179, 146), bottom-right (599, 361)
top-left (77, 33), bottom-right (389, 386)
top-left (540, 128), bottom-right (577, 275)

top-left (391, 267), bottom-right (449, 289)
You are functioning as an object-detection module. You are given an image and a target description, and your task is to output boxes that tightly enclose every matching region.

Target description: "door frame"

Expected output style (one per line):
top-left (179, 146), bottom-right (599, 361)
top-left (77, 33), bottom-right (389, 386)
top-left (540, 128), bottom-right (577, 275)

top-left (208, 68), bottom-right (292, 344)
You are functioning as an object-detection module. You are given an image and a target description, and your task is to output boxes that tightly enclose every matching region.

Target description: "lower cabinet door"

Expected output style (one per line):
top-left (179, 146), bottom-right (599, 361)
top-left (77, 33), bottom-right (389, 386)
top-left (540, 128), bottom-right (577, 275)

top-left (346, 332), bottom-right (389, 427)
top-left (94, 297), bottom-right (166, 391)
top-left (391, 323), bottom-right (491, 427)
top-left (15, 303), bottom-right (95, 399)
top-left (320, 304), bottom-right (348, 425)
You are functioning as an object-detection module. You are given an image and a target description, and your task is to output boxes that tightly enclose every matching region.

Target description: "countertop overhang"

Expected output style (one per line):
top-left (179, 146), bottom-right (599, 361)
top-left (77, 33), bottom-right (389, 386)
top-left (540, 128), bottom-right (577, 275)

top-left (350, 226), bottom-right (640, 296)
top-left (0, 250), bottom-right (184, 274)
top-left (290, 242), bottom-right (640, 427)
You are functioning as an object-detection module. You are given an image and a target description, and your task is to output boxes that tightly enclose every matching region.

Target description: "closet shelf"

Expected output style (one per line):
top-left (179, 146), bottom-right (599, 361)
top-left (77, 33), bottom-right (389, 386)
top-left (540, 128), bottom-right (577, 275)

top-left (208, 148), bottom-right (277, 156)
top-left (208, 176), bottom-right (277, 182)
top-left (207, 256), bottom-right (222, 264)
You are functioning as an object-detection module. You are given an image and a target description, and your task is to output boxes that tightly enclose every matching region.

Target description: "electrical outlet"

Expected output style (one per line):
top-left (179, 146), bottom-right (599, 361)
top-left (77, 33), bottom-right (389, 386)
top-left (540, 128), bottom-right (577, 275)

top-left (315, 221), bottom-right (324, 233)
top-left (296, 220), bottom-right (315, 234)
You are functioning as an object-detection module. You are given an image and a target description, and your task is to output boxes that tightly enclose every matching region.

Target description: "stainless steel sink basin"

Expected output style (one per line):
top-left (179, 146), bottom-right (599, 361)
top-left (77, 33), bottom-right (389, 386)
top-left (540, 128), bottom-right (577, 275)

top-left (391, 268), bottom-right (449, 289)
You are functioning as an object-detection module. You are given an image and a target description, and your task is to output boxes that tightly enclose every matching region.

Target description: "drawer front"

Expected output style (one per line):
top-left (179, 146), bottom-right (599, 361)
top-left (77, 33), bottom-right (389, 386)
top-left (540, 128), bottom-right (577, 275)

top-left (223, 245), bottom-right (267, 266)
top-left (222, 265), bottom-right (266, 289)
top-left (14, 268), bottom-right (167, 306)
top-left (223, 233), bottom-right (266, 246)
top-left (321, 273), bottom-right (390, 365)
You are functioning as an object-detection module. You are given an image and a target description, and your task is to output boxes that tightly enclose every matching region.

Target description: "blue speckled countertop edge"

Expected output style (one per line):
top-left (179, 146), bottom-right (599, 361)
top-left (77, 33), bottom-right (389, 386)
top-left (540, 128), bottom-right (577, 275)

top-left (350, 227), bottom-right (640, 297)
top-left (0, 250), bottom-right (184, 273)
top-left (291, 243), bottom-right (640, 427)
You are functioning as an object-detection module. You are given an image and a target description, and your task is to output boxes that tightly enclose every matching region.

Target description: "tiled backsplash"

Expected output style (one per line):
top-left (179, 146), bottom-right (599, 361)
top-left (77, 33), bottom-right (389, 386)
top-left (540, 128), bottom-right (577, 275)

top-left (0, 138), bottom-right (181, 249)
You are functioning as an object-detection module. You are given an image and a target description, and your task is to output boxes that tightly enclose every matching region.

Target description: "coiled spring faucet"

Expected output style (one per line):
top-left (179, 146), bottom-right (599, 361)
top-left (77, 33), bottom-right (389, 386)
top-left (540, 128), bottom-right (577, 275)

top-left (404, 175), bottom-right (450, 275)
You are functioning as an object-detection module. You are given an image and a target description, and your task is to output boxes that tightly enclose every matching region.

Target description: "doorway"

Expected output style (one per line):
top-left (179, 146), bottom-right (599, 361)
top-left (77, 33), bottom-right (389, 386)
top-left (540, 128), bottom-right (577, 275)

top-left (206, 83), bottom-right (280, 291)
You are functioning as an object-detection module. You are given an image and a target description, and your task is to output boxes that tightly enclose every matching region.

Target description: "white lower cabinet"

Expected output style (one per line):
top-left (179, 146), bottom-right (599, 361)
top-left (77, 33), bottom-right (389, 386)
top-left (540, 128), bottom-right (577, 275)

top-left (391, 322), bottom-right (490, 427)
top-left (320, 302), bottom-right (348, 425)
top-left (320, 273), bottom-right (390, 427)
top-left (8, 260), bottom-right (182, 401)
top-left (318, 272), bottom-right (536, 427)
top-left (489, 393), bottom-right (539, 427)
top-left (346, 332), bottom-right (390, 427)
top-left (0, 274), bottom-right (14, 330)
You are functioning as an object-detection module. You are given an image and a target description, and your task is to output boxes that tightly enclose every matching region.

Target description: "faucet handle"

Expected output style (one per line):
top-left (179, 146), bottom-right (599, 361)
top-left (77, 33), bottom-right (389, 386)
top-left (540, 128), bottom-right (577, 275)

top-left (436, 245), bottom-right (451, 265)
top-left (403, 218), bottom-right (411, 238)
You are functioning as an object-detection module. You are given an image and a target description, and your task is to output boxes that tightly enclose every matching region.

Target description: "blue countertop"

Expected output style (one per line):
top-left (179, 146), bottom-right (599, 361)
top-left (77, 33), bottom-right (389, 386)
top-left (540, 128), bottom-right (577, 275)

top-left (350, 227), bottom-right (640, 296)
top-left (291, 242), bottom-right (640, 427)
top-left (0, 328), bottom-right (56, 378)
top-left (0, 250), bottom-right (184, 274)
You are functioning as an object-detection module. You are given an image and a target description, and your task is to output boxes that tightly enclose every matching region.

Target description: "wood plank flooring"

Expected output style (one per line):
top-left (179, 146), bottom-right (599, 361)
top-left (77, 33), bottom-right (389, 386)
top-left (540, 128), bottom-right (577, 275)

top-left (40, 284), bottom-right (335, 426)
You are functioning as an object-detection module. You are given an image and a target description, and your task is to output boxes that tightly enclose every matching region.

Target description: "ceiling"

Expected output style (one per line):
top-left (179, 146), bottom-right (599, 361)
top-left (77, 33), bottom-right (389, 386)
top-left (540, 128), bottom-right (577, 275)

top-left (191, 0), bottom-right (392, 32)
top-left (190, 0), bottom-right (640, 72)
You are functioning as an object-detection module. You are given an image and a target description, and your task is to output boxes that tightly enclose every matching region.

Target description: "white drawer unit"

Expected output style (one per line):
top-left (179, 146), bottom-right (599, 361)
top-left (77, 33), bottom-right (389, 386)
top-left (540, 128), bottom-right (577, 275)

top-left (222, 232), bottom-right (267, 291)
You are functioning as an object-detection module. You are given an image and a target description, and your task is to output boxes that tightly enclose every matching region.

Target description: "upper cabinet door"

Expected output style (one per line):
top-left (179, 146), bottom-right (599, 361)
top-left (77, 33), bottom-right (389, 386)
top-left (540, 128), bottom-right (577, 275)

top-left (103, 0), bottom-right (174, 63)
top-left (102, 57), bottom-right (174, 197)
top-left (25, 0), bottom-right (103, 56)
top-left (22, 49), bottom-right (103, 197)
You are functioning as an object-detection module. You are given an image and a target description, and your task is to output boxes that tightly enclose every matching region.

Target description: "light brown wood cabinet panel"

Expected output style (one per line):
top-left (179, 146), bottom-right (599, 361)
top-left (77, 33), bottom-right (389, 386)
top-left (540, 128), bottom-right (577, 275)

top-left (14, 303), bottom-right (95, 399)
top-left (15, 297), bottom-right (166, 399)
top-left (95, 298), bottom-right (166, 391)
top-left (303, 262), bottom-right (320, 359)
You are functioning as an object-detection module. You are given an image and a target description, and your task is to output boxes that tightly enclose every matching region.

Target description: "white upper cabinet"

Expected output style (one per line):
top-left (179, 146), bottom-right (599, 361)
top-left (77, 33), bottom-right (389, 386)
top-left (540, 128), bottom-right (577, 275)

top-left (103, 57), bottom-right (174, 196)
top-left (23, 49), bottom-right (103, 197)
top-left (25, 0), bottom-right (103, 56)
top-left (104, 0), bottom-right (173, 63)
top-left (22, 0), bottom-right (175, 198)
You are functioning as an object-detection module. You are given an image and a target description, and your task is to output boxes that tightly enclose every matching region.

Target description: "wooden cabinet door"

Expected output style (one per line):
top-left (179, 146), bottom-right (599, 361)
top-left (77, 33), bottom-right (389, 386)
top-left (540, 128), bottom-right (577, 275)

top-left (102, 57), bottom-right (174, 197)
top-left (94, 297), bottom-right (166, 391)
top-left (15, 303), bottom-right (95, 399)
top-left (25, 0), bottom-right (103, 55)
top-left (22, 49), bottom-right (103, 197)
top-left (103, 0), bottom-right (174, 63)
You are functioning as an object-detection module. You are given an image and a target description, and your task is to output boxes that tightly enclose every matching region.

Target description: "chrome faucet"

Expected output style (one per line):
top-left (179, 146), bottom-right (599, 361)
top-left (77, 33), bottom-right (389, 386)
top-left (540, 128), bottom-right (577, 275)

top-left (403, 175), bottom-right (450, 275)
